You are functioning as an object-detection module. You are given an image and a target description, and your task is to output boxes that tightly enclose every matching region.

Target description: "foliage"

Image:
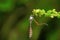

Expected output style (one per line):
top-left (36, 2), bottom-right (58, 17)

top-left (32, 9), bottom-right (60, 18)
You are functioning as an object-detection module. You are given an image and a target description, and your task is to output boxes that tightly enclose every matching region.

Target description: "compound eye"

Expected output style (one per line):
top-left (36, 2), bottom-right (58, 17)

top-left (29, 15), bottom-right (34, 21)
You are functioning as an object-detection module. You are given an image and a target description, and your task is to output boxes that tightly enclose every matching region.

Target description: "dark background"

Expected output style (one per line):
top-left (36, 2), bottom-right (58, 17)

top-left (0, 0), bottom-right (60, 40)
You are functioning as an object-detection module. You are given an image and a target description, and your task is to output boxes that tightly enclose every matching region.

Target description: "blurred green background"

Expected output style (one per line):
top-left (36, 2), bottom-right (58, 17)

top-left (0, 0), bottom-right (60, 40)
